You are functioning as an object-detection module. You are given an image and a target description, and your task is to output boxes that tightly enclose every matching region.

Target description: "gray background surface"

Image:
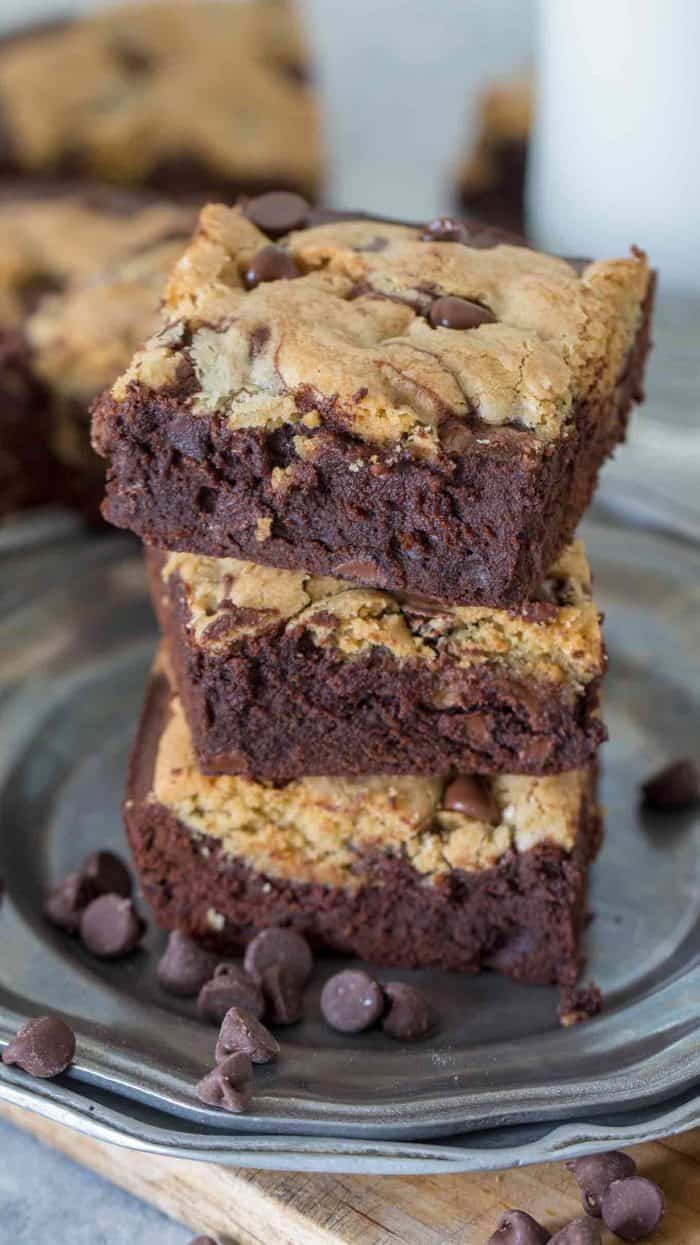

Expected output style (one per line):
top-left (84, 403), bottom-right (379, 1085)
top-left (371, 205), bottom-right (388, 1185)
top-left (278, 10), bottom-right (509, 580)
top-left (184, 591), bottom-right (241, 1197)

top-left (0, 2), bottom-right (532, 1241)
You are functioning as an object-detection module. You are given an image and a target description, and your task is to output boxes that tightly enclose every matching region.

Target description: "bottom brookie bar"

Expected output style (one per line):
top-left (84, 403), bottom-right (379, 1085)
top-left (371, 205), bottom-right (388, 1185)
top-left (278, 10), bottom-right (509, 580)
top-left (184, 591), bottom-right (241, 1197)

top-left (125, 656), bottom-right (601, 1005)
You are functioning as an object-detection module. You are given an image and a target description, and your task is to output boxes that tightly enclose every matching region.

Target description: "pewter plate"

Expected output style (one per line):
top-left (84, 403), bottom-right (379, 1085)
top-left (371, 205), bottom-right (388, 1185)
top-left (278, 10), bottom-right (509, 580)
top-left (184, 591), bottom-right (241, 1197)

top-left (0, 518), bottom-right (698, 1174)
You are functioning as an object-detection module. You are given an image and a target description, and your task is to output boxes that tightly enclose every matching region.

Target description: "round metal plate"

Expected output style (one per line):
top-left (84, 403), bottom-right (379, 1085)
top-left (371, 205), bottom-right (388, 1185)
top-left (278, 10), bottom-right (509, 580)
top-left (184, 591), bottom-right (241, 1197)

top-left (0, 518), bottom-right (698, 1172)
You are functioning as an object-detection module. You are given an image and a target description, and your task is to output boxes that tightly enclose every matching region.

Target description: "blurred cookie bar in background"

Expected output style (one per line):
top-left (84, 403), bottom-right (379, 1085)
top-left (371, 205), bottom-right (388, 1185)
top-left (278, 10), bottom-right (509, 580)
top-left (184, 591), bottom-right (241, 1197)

top-left (0, 1), bottom-right (322, 203)
top-left (0, 186), bottom-right (196, 519)
top-left (456, 73), bottom-right (531, 234)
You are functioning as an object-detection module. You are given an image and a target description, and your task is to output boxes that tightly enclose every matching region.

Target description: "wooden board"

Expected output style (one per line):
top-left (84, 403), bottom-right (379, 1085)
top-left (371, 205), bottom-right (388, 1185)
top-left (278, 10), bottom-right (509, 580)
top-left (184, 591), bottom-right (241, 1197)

top-left (0, 1103), bottom-right (698, 1243)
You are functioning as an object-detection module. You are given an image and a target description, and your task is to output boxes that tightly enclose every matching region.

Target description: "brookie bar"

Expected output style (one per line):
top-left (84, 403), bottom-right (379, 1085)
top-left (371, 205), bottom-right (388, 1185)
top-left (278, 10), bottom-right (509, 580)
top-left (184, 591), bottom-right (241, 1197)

top-left (92, 198), bottom-right (654, 605)
top-left (124, 659), bottom-right (602, 992)
top-left (0, 187), bottom-right (196, 517)
top-left (147, 539), bottom-right (606, 780)
top-left (0, 2), bottom-right (321, 202)
top-left (457, 74), bottom-right (531, 234)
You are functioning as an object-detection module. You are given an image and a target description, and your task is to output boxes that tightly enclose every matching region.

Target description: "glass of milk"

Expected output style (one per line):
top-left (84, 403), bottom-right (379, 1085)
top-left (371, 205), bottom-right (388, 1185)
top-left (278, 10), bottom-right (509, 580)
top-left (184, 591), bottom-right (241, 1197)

top-left (528, 0), bottom-right (700, 292)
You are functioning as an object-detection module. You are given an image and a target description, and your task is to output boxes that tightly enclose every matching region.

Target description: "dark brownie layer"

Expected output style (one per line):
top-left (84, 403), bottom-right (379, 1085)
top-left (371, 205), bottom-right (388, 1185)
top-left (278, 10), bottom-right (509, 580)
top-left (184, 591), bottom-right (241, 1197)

top-left (92, 201), bottom-right (655, 606)
top-left (125, 672), bottom-right (601, 990)
top-left (149, 545), bottom-right (606, 780)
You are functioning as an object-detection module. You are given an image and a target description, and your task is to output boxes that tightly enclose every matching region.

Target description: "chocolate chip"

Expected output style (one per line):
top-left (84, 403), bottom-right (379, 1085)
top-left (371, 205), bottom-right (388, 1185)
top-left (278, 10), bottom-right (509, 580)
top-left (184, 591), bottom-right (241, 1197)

top-left (428, 295), bottom-right (495, 330)
top-left (487, 1209), bottom-right (552, 1244)
top-left (381, 982), bottom-right (432, 1041)
top-left (195, 1052), bottom-right (252, 1114)
top-left (261, 963), bottom-right (304, 1026)
top-left (81, 850), bottom-right (132, 899)
top-left (79, 894), bottom-right (145, 959)
top-left (600, 1177), bottom-right (665, 1241)
top-left (197, 964), bottom-right (264, 1023)
top-left (44, 871), bottom-right (96, 934)
top-left (243, 927), bottom-right (313, 986)
top-left (215, 1006), bottom-right (280, 1064)
top-left (442, 775), bottom-right (499, 823)
top-left (244, 244), bottom-right (300, 290)
top-left (641, 758), bottom-right (699, 811)
top-left (243, 190), bottom-right (310, 238)
top-left (420, 216), bottom-right (469, 244)
top-left (110, 38), bottom-right (153, 77)
top-left (249, 325), bottom-right (271, 358)
top-left (549, 1221), bottom-right (601, 1245)
top-left (157, 931), bottom-right (218, 997)
top-left (567, 1151), bottom-right (637, 1217)
top-left (320, 970), bottom-right (384, 1034)
top-left (188, 1237), bottom-right (218, 1245)
top-left (2, 1015), bottom-right (75, 1078)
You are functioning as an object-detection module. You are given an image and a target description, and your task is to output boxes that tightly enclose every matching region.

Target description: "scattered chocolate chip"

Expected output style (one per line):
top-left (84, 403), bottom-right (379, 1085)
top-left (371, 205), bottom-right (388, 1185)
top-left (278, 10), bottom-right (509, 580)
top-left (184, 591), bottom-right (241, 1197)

top-left (600, 1177), bottom-right (665, 1241)
top-left (244, 927), bottom-right (313, 986)
top-left (549, 1220), bottom-right (601, 1244)
top-left (2, 1014), bottom-right (75, 1078)
top-left (156, 931), bottom-right (218, 997)
top-left (428, 295), bottom-right (495, 330)
top-left (320, 970), bottom-right (384, 1034)
top-left (243, 190), bottom-right (310, 237)
top-left (197, 964), bottom-right (264, 1023)
top-left (79, 894), bottom-right (145, 959)
top-left (641, 758), bottom-right (699, 811)
top-left (195, 1052), bottom-right (252, 1114)
top-left (420, 216), bottom-right (469, 244)
top-left (487, 1209), bottom-right (551, 1244)
top-left (215, 1006), bottom-right (280, 1064)
top-left (442, 774), bottom-right (499, 823)
top-left (244, 244), bottom-right (300, 290)
top-left (261, 963), bottom-right (304, 1026)
top-left (566, 1151), bottom-right (637, 1217)
top-left (382, 982), bottom-right (432, 1041)
top-left (81, 850), bottom-right (132, 899)
top-left (44, 871), bottom-right (96, 934)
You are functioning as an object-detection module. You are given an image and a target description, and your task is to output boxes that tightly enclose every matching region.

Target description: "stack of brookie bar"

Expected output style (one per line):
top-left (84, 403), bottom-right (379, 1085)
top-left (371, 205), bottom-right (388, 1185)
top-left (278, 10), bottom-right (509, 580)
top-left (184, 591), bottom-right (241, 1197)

top-left (91, 192), bottom-right (654, 1020)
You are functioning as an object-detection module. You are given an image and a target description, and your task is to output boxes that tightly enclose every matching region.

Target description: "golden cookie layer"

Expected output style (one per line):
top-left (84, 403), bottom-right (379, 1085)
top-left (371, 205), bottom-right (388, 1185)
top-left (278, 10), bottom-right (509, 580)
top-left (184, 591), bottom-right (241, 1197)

top-left (0, 194), bottom-right (195, 327)
top-left (113, 202), bottom-right (650, 450)
top-left (162, 539), bottom-right (602, 690)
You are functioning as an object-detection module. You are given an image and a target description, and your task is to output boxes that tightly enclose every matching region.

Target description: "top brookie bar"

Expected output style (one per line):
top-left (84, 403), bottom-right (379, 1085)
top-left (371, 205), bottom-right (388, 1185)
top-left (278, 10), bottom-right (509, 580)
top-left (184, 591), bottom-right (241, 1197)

top-left (92, 195), bottom-right (654, 606)
top-left (0, 2), bottom-right (321, 201)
